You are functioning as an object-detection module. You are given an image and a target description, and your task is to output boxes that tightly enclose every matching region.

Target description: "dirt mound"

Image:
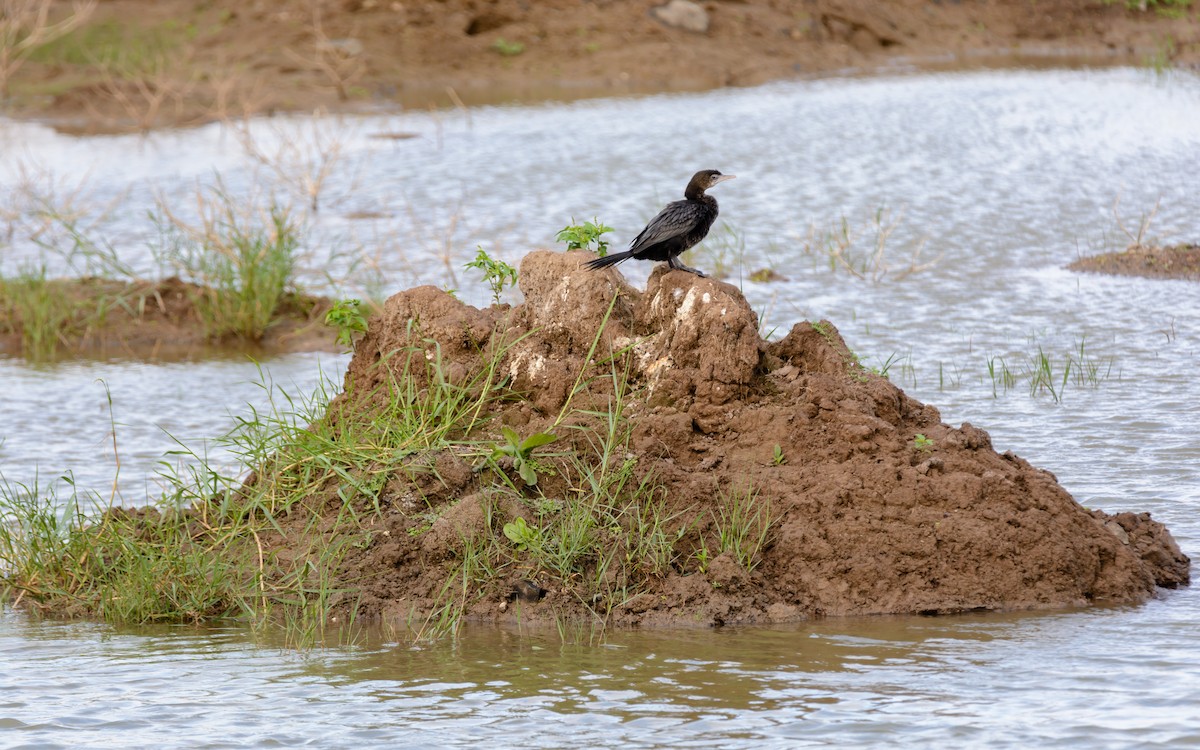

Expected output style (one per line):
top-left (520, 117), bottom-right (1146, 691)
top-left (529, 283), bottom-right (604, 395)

top-left (0, 276), bottom-right (337, 359)
top-left (321, 250), bottom-right (1188, 628)
top-left (1069, 244), bottom-right (1200, 282)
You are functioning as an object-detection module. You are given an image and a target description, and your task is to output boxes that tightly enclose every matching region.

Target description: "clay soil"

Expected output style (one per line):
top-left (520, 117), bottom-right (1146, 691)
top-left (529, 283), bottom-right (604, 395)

top-left (8, 0), bottom-right (1200, 132)
top-left (263, 251), bottom-right (1189, 629)
top-left (0, 276), bottom-right (340, 359)
top-left (1069, 243), bottom-right (1200, 281)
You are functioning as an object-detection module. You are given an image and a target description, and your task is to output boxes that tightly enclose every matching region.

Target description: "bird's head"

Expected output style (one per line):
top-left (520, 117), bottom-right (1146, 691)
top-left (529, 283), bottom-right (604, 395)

top-left (686, 169), bottom-right (736, 198)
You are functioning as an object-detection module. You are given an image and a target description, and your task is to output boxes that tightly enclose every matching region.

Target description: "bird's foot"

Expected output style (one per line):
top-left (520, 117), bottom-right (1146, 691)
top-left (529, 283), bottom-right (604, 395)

top-left (667, 258), bottom-right (708, 278)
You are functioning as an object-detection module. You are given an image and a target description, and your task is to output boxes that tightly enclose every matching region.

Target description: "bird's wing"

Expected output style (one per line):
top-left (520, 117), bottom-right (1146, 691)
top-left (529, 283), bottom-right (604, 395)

top-left (629, 200), bottom-right (699, 252)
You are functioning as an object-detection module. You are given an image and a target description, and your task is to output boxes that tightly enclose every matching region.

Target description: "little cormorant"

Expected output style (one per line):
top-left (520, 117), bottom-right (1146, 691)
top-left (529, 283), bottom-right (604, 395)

top-left (584, 169), bottom-right (735, 277)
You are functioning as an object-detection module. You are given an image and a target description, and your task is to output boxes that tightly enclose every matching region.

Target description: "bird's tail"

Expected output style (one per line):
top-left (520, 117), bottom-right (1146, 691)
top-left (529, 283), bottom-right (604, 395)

top-left (584, 250), bottom-right (634, 270)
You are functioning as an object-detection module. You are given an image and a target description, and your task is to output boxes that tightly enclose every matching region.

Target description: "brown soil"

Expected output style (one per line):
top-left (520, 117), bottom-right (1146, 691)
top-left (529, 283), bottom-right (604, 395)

top-left (9, 0), bottom-right (1200, 133)
top-left (275, 250), bottom-right (1189, 629)
top-left (1069, 243), bottom-right (1200, 281)
top-left (0, 276), bottom-right (340, 359)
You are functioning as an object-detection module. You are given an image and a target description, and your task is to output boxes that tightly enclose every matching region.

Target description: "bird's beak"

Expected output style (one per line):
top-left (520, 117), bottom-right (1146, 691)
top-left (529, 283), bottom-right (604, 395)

top-left (713, 174), bottom-right (736, 185)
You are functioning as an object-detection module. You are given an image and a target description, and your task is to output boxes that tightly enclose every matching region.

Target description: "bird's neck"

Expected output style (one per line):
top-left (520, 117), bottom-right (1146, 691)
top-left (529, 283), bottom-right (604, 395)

top-left (686, 191), bottom-right (718, 212)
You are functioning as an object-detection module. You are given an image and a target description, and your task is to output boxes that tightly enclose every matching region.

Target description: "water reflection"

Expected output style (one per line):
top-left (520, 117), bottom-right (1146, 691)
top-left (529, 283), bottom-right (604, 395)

top-left (5, 602), bottom-right (1200, 747)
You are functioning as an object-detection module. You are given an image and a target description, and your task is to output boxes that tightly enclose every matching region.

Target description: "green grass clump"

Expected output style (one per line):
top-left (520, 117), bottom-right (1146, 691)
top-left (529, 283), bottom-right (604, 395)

top-left (154, 191), bottom-right (301, 340)
top-left (483, 361), bottom-right (689, 621)
top-left (0, 265), bottom-right (167, 360)
top-left (0, 474), bottom-right (247, 623)
top-left (710, 483), bottom-right (774, 573)
top-left (0, 265), bottom-right (78, 359)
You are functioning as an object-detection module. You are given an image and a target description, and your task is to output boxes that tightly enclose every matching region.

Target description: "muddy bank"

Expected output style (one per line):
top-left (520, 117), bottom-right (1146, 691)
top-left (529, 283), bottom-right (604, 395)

top-left (6, 0), bottom-right (1199, 132)
top-left (1069, 243), bottom-right (1200, 282)
top-left (276, 250), bottom-right (1188, 628)
top-left (0, 276), bottom-right (339, 359)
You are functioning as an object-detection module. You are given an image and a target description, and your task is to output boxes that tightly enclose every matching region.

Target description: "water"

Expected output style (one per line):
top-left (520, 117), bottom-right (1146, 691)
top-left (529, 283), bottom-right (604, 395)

top-left (3, 604), bottom-right (1199, 748)
top-left (2, 67), bottom-right (1199, 746)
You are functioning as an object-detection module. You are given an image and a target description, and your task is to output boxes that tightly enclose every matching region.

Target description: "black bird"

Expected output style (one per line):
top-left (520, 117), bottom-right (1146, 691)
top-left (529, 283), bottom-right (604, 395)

top-left (585, 169), bottom-right (736, 277)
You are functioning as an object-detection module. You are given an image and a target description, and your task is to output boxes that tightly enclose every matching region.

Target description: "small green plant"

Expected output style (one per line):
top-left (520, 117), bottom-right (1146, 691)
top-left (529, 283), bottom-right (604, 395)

top-left (532, 496), bottom-right (564, 517)
top-left (323, 298), bottom-right (368, 348)
top-left (694, 545), bottom-right (711, 573)
top-left (870, 352), bottom-right (902, 380)
top-left (556, 218), bottom-right (615, 256)
top-left (913, 434), bottom-right (933, 452)
top-left (464, 246), bottom-right (518, 305)
top-left (491, 38), bottom-right (525, 56)
top-left (712, 484), bottom-right (774, 572)
top-left (503, 517), bottom-right (540, 551)
top-left (490, 426), bottom-right (557, 486)
top-left (772, 444), bottom-right (787, 466)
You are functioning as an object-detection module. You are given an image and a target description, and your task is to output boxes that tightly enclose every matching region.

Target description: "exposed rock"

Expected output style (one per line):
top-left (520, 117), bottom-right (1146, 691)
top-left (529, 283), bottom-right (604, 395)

top-left (651, 0), bottom-right (709, 33)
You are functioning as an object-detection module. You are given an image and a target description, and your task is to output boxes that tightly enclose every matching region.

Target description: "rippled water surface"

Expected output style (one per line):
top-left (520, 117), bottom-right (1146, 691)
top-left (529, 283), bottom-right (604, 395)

top-left (4, 603), bottom-right (1200, 748)
top-left (2, 68), bottom-right (1199, 746)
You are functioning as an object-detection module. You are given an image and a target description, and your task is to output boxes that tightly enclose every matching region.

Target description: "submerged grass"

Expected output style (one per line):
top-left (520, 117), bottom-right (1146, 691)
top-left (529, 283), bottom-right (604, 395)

top-left (984, 335), bottom-right (1116, 403)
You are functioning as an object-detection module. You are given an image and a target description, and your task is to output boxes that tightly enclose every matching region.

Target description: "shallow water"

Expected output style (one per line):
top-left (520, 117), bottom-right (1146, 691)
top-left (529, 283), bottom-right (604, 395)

top-left (2, 68), bottom-right (1199, 746)
top-left (3, 602), bottom-right (1199, 748)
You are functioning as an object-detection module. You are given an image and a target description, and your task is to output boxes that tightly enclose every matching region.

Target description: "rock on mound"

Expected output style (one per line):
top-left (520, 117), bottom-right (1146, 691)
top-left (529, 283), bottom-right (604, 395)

top-left (331, 249), bottom-right (1188, 627)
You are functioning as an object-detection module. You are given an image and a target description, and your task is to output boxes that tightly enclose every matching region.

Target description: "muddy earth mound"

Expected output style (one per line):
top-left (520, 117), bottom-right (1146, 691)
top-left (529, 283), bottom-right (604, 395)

top-left (313, 250), bottom-right (1187, 627)
top-left (1069, 243), bottom-right (1200, 282)
top-left (0, 277), bottom-right (337, 359)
